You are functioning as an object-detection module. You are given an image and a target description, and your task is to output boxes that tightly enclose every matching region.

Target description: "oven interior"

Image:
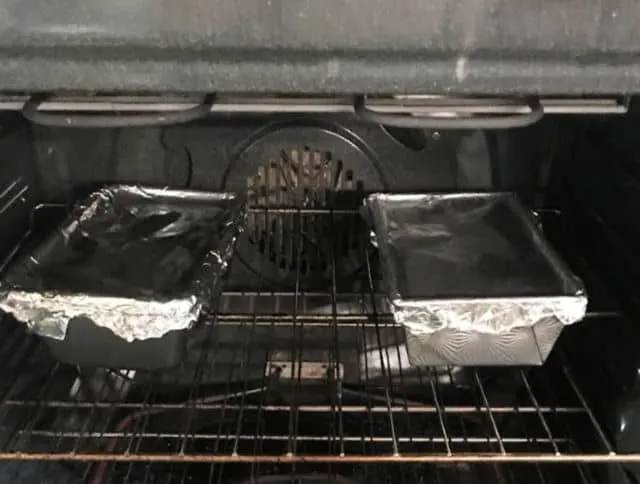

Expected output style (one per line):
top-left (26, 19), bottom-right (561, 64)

top-left (0, 103), bottom-right (639, 483)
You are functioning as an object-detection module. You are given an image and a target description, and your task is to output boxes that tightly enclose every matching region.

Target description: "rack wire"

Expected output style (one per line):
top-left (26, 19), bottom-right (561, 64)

top-left (0, 207), bottom-right (629, 483)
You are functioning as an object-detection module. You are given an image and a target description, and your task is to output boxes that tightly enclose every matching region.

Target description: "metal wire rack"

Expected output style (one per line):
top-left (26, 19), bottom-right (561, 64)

top-left (0, 207), bottom-right (631, 483)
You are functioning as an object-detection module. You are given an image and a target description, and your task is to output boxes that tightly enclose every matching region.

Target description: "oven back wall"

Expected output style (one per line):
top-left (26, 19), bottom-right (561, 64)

top-left (29, 115), bottom-right (553, 201)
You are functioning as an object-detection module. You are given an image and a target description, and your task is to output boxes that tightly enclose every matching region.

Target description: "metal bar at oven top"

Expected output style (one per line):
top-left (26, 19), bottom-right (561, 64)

top-left (0, 95), bottom-right (629, 115)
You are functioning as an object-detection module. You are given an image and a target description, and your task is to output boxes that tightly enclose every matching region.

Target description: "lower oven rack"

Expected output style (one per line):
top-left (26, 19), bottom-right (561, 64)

top-left (0, 206), bottom-right (631, 476)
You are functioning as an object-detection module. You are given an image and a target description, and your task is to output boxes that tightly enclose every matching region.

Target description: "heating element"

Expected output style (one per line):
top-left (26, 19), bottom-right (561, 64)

top-left (0, 207), bottom-right (631, 484)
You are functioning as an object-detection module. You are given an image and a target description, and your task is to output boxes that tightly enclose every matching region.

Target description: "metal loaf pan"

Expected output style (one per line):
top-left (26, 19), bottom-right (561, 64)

top-left (0, 186), bottom-right (246, 370)
top-left (365, 192), bottom-right (588, 366)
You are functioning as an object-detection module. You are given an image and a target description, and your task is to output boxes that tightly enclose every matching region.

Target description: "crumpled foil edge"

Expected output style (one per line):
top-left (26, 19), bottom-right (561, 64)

top-left (392, 294), bottom-right (588, 336)
top-left (0, 291), bottom-right (200, 342)
top-left (0, 186), bottom-right (246, 343)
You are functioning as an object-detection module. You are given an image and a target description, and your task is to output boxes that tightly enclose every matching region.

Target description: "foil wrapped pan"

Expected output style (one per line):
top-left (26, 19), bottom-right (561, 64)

top-left (365, 192), bottom-right (587, 366)
top-left (0, 185), bottom-right (246, 342)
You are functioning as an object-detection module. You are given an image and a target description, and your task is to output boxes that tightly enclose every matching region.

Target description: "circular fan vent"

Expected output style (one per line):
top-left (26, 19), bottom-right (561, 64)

top-left (247, 146), bottom-right (362, 277)
top-left (225, 125), bottom-right (384, 285)
top-left (247, 147), bottom-right (357, 209)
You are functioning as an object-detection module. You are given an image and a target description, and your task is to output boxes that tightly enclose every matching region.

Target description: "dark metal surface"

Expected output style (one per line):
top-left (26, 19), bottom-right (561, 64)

top-left (0, 0), bottom-right (636, 93)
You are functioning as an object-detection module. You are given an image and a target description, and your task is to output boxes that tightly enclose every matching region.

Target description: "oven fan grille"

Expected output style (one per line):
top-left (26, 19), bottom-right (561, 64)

top-left (246, 146), bottom-right (364, 279)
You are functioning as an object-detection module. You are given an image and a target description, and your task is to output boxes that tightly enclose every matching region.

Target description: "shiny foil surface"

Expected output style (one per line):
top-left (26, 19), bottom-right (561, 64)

top-left (365, 192), bottom-right (587, 337)
top-left (0, 185), bottom-right (245, 341)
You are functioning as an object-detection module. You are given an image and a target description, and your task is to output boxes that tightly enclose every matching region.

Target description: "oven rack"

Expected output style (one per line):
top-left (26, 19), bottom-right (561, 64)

top-left (0, 206), bottom-right (630, 473)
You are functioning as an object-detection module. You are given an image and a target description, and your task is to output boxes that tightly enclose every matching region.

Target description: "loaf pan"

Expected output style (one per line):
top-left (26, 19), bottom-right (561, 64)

top-left (365, 192), bottom-right (587, 366)
top-left (0, 185), bottom-right (246, 370)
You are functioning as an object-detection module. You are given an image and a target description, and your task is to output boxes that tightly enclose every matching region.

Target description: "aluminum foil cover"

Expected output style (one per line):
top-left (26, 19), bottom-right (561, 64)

top-left (365, 193), bottom-right (587, 336)
top-left (0, 186), bottom-right (246, 342)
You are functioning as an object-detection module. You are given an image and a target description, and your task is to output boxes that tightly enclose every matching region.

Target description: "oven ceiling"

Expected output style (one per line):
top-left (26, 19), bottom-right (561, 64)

top-left (0, 0), bottom-right (636, 94)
